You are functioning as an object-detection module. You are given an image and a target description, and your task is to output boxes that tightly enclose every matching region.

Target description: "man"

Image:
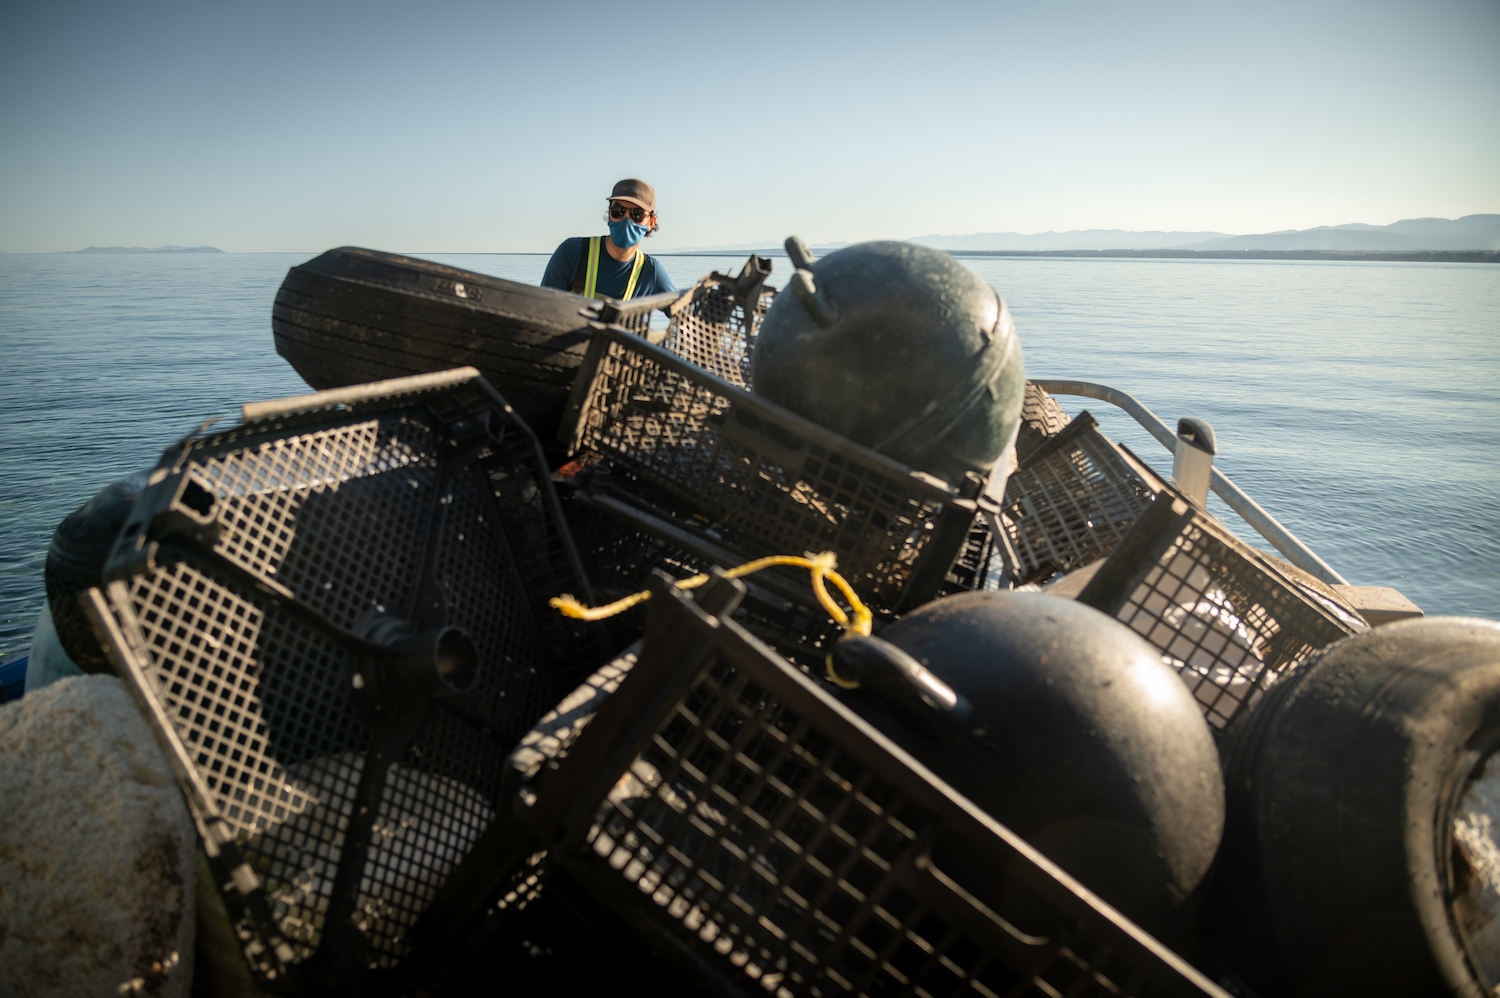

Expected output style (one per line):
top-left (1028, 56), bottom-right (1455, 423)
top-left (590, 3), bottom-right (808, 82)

top-left (540, 179), bottom-right (677, 300)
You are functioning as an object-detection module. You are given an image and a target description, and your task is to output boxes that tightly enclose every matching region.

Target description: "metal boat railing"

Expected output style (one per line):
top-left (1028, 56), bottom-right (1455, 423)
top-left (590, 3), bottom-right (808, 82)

top-left (1031, 379), bottom-right (1348, 586)
top-left (588, 283), bottom-right (1348, 588)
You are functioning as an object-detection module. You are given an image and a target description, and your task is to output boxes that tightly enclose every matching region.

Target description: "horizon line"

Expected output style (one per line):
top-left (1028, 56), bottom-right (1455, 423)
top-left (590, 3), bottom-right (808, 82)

top-left (7, 248), bottom-right (1497, 263)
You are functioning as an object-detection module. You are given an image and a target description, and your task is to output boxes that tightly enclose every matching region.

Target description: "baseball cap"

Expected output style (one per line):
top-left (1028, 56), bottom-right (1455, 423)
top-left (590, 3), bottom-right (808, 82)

top-left (608, 178), bottom-right (655, 213)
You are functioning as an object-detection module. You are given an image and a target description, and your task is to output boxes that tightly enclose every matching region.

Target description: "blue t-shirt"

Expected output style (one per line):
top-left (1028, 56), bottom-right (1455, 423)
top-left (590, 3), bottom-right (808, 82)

top-left (540, 237), bottom-right (677, 299)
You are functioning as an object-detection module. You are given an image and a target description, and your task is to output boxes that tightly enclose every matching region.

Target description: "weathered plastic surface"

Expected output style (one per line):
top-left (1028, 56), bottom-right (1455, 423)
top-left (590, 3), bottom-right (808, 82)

top-left (875, 591), bottom-right (1225, 938)
top-left (84, 369), bottom-right (607, 992)
top-left (1208, 618), bottom-right (1500, 997)
top-left (562, 326), bottom-right (980, 615)
top-left (45, 470), bottom-right (150, 673)
top-left (272, 246), bottom-right (673, 439)
top-left (752, 241), bottom-right (1025, 489)
top-left (435, 581), bottom-right (1229, 997)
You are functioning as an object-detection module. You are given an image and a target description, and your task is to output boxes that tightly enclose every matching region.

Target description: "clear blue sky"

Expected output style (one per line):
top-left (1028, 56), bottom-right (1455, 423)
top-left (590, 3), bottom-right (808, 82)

top-left (1, 0), bottom-right (1495, 253)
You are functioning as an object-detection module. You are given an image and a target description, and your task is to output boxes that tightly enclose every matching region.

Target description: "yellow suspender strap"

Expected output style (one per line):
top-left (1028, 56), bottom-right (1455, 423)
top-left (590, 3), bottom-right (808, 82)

top-left (583, 236), bottom-right (647, 300)
top-left (622, 249), bottom-right (647, 301)
top-left (582, 236), bottom-right (600, 299)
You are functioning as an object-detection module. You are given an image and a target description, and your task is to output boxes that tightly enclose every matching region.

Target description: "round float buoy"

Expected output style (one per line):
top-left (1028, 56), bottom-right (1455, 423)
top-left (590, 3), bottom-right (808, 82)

top-left (750, 241), bottom-right (1025, 490)
top-left (871, 590), bottom-right (1224, 936)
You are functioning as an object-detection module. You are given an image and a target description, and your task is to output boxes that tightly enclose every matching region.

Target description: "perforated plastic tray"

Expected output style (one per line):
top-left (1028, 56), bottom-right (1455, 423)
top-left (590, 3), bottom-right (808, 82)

top-left (455, 580), bottom-right (1226, 998)
top-left (659, 256), bottom-right (776, 388)
top-left (560, 326), bottom-right (979, 614)
top-left (1000, 411), bottom-right (1162, 585)
top-left (1077, 494), bottom-right (1367, 731)
top-left (83, 368), bottom-right (608, 991)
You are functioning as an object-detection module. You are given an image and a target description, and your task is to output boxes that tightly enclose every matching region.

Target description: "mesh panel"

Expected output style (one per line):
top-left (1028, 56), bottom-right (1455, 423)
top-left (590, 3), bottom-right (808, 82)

top-left (1086, 500), bottom-right (1361, 731)
top-left (562, 498), bottom-right (846, 671)
top-left (129, 559), bottom-right (365, 842)
top-left (586, 655), bottom-right (972, 996)
top-left (938, 518), bottom-right (1009, 596)
top-left (595, 289), bottom-right (682, 336)
top-left (122, 552), bottom-right (505, 965)
top-left (466, 426), bottom-right (609, 687)
top-left (611, 310), bottom-right (652, 335)
top-left (1001, 413), bottom-right (1158, 584)
top-left (95, 373), bottom-right (604, 982)
top-left (566, 329), bottom-right (970, 610)
top-left (190, 411), bottom-right (573, 742)
top-left (509, 589), bottom-right (1223, 998)
top-left (661, 274), bottom-right (775, 387)
top-left (201, 418), bottom-right (435, 628)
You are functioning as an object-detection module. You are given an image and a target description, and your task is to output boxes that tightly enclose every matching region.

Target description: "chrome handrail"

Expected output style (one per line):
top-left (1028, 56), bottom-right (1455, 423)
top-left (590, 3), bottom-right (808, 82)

top-left (1031, 379), bottom-right (1348, 586)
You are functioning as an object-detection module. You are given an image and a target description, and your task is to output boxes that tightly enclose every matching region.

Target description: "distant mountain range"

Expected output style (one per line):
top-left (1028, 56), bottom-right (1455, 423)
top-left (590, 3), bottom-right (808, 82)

top-left (1172, 216), bottom-right (1500, 252)
top-left (907, 215), bottom-right (1500, 252)
top-left (661, 215), bottom-right (1499, 254)
top-left (906, 229), bottom-right (1230, 251)
top-left (68, 245), bottom-right (223, 254)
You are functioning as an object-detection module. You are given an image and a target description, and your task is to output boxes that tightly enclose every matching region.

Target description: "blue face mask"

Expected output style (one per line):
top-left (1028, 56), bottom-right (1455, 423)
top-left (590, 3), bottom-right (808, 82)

top-left (608, 217), bottom-right (650, 249)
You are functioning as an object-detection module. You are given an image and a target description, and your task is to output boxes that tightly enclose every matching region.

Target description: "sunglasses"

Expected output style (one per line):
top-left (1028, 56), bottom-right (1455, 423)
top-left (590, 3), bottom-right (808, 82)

top-left (608, 202), bottom-right (650, 223)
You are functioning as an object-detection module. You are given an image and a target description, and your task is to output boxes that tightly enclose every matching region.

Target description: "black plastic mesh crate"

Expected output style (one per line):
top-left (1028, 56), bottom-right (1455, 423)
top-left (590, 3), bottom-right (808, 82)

top-left (1077, 495), bottom-right (1367, 731)
top-left (593, 288), bottom-right (684, 337)
top-left (937, 509), bottom-right (1013, 597)
top-left (1000, 411), bottom-right (1162, 585)
top-left (468, 580), bottom-right (1226, 998)
top-left (659, 255), bottom-right (775, 388)
top-left (561, 326), bottom-right (979, 614)
top-left (83, 368), bottom-right (609, 991)
top-left (561, 493), bottom-right (847, 671)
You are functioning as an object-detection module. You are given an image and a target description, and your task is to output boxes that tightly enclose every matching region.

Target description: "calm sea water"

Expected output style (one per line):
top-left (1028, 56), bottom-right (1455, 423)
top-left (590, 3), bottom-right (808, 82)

top-left (1, 250), bottom-right (1497, 659)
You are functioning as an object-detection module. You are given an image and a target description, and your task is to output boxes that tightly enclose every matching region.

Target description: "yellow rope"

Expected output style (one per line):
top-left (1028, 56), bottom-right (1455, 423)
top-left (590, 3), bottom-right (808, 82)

top-left (549, 551), bottom-right (873, 640)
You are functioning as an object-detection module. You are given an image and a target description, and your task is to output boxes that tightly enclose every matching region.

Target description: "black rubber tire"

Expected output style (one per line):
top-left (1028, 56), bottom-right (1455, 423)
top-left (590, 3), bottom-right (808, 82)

top-left (1013, 381), bottom-right (1071, 465)
top-left (43, 471), bottom-right (150, 673)
top-left (1206, 617), bottom-right (1500, 997)
top-left (272, 247), bottom-right (598, 433)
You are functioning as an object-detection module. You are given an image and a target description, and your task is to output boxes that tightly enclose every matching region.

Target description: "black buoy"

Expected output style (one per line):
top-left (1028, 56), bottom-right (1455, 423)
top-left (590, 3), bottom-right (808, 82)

top-left (44, 470), bottom-right (150, 672)
top-left (750, 239), bottom-right (1025, 490)
top-left (873, 590), bottom-right (1224, 936)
